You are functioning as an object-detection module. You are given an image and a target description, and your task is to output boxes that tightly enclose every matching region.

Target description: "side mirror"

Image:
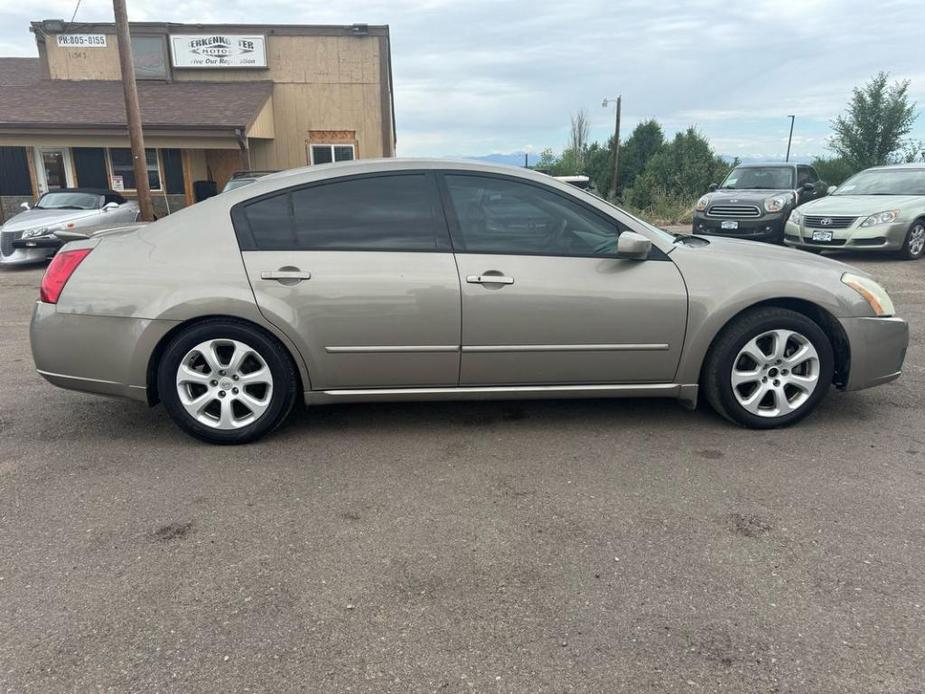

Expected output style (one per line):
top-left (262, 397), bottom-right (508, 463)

top-left (102, 201), bottom-right (119, 212)
top-left (707, 183), bottom-right (718, 192)
top-left (801, 182), bottom-right (816, 192)
top-left (19, 201), bottom-right (30, 211)
top-left (617, 231), bottom-right (652, 260)
top-left (826, 185), bottom-right (837, 195)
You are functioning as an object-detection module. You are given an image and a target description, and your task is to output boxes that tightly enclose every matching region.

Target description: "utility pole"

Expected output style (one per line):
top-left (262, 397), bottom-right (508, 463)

top-left (603, 96), bottom-right (621, 200)
top-left (524, 152), bottom-right (528, 168)
top-left (113, 0), bottom-right (155, 221)
top-left (785, 114), bottom-right (796, 162)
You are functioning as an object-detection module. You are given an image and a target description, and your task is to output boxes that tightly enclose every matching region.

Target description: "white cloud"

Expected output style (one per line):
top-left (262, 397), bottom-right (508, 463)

top-left (3, 0), bottom-right (924, 157)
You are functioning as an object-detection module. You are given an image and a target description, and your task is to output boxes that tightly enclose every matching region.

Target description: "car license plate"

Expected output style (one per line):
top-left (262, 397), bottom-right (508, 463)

top-left (811, 230), bottom-right (833, 242)
top-left (721, 220), bottom-right (738, 230)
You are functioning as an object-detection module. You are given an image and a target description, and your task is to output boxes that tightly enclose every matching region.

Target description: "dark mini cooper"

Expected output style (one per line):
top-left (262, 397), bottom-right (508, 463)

top-left (692, 163), bottom-right (828, 244)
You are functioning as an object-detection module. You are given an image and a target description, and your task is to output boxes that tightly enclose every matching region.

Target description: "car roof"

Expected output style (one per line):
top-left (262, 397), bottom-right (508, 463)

top-left (733, 162), bottom-right (798, 169)
top-left (260, 158), bottom-right (563, 187)
top-left (865, 162), bottom-right (925, 172)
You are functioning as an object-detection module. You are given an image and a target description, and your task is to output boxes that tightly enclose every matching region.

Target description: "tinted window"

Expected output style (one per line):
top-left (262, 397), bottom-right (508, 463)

top-left (797, 166), bottom-right (818, 185)
top-left (245, 194), bottom-right (293, 249)
top-left (244, 174), bottom-right (443, 251)
top-left (444, 174), bottom-right (622, 257)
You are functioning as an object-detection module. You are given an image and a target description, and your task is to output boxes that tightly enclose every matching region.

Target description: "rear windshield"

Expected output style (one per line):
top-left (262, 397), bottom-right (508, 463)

top-left (720, 167), bottom-right (795, 190)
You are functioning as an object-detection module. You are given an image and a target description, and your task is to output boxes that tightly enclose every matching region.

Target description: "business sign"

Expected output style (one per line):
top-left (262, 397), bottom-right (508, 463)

top-left (56, 34), bottom-right (107, 48)
top-left (170, 34), bottom-right (267, 68)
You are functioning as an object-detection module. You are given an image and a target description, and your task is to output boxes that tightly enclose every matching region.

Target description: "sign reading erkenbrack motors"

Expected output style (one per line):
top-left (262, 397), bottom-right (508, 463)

top-left (170, 34), bottom-right (267, 68)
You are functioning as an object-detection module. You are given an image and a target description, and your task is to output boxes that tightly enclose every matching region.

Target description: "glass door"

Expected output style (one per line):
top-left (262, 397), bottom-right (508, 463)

top-left (35, 148), bottom-right (73, 193)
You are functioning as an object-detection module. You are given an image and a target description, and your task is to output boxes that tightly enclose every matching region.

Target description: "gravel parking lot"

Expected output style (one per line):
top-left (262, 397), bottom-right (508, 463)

top-left (1, 255), bottom-right (923, 693)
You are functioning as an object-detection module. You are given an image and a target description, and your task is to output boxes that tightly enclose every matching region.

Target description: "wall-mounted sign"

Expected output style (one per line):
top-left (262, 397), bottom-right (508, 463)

top-left (56, 34), bottom-right (107, 48)
top-left (110, 175), bottom-right (124, 192)
top-left (170, 34), bottom-right (267, 68)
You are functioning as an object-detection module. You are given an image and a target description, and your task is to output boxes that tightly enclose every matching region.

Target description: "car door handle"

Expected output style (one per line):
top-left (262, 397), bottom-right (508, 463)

top-left (261, 269), bottom-right (312, 281)
top-left (466, 274), bottom-right (514, 285)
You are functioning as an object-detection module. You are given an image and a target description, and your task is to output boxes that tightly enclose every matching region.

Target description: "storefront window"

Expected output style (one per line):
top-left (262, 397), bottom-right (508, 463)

top-left (108, 148), bottom-right (161, 191)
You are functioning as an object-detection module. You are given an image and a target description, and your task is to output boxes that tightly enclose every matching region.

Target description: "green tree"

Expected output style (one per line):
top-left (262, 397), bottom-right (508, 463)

top-left (583, 138), bottom-right (614, 193)
top-left (828, 72), bottom-right (918, 169)
top-left (810, 156), bottom-right (856, 186)
top-left (625, 127), bottom-right (731, 208)
top-left (617, 119), bottom-right (664, 195)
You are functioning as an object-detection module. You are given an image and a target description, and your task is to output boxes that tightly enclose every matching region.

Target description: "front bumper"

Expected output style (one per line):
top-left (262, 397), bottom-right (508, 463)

top-left (692, 212), bottom-right (786, 243)
top-left (838, 316), bottom-right (908, 391)
top-left (783, 219), bottom-right (908, 252)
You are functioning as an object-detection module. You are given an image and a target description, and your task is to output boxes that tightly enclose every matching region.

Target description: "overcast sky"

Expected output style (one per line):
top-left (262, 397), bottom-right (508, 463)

top-left (2, 0), bottom-right (924, 160)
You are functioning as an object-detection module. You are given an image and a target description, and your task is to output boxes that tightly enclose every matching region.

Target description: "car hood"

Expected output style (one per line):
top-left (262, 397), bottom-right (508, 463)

top-left (0, 207), bottom-right (98, 232)
top-left (681, 234), bottom-right (863, 275)
top-left (705, 189), bottom-right (793, 204)
top-left (799, 194), bottom-right (922, 216)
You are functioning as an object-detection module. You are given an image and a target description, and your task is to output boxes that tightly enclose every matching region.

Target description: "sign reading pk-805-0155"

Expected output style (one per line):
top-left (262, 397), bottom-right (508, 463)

top-left (56, 34), bottom-right (107, 48)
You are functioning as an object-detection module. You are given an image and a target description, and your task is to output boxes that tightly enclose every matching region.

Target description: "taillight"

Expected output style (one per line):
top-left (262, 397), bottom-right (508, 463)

top-left (40, 248), bottom-right (92, 304)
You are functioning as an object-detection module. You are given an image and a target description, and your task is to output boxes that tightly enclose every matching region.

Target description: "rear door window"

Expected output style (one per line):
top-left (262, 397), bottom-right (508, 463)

top-left (240, 173), bottom-right (447, 252)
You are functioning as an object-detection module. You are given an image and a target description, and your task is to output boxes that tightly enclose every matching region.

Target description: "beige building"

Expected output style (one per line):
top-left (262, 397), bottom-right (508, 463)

top-left (0, 20), bottom-right (395, 219)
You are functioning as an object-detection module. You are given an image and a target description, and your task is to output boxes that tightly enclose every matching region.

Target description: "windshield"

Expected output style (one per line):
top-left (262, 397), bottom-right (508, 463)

top-left (833, 169), bottom-right (925, 196)
top-left (35, 192), bottom-right (102, 210)
top-left (720, 166), bottom-right (795, 190)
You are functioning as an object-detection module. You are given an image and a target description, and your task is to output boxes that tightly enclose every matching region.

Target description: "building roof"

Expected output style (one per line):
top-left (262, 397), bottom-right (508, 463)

top-left (0, 57), bottom-right (41, 86)
top-left (0, 79), bottom-right (272, 131)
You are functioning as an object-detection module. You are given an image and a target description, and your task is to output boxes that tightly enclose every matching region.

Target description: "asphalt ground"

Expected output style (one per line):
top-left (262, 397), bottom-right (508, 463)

top-left (0, 253), bottom-right (923, 693)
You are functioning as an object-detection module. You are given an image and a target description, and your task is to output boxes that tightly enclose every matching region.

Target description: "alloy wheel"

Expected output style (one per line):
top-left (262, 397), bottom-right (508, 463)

top-left (175, 339), bottom-right (274, 430)
top-left (909, 223), bottom-right (925, 257)
top-left (730, 329), bottom-right (820, 418)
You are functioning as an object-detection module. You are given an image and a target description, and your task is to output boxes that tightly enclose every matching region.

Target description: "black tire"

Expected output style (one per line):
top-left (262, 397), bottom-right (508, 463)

top-left (898, 219), bottom-right (925, 260)
top-left (702, 307), bottom-right (834, 429)
top-left (157, 318), bottom-right (298, 444)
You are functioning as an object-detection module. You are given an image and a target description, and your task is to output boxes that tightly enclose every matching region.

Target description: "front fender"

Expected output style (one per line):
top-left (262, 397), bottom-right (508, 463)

top-left (670, 245), bottom-right (873, 385)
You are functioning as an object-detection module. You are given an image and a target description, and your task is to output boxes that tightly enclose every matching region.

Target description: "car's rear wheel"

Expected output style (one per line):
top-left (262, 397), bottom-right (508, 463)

top-left (157, 319), bottom-right (298, 444)
top-left (899, 220), bottom-right (925, 260)
top-left (703, 307), bottom-right (834, 428)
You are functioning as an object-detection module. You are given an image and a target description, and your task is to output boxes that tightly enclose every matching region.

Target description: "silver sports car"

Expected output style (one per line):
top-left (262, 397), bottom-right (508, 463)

top-left (0, 188), bottom-right (139, 266)
top-left (29, 160), bottom-right (909, 444)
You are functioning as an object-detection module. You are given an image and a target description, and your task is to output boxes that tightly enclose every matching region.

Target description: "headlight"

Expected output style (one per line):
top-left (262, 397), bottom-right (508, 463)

top-left (860, 209), bottom-right (900, 227)
top-left (764, 195), bottom-right (789, 213)
top-left (789, 209), bottom-right (802, 225)
top-left (841, 272), bottom-right (895, 317)
top-left (21, 227), bottom-right (48, 239)
top-left (695, 195), bottom-right (710, 212)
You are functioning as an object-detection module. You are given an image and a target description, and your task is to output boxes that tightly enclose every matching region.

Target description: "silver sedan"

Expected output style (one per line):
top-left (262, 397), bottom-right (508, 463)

top-left (29, 160), bottom-right (909, 444)
top-left (1, 188), bottom-right (139, 266)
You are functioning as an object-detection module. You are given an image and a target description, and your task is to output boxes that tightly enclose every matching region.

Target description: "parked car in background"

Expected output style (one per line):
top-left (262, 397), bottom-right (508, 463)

top-left (693, 162), bottom-right (827, 244)
top-left (221, 171), bottom-right (278, 193)
top-left (30, 160), bottom-right (907, 444)
top-left (555, 175), bottom-right (597, 193)
top-left (1, 189), bottom-right (139, 267)
top-left (784, 163), bottom-right (925, 260)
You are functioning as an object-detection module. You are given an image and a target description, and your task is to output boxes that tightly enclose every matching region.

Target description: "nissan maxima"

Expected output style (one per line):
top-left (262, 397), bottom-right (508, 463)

top-left (30, 160), bottom-right (908, 444)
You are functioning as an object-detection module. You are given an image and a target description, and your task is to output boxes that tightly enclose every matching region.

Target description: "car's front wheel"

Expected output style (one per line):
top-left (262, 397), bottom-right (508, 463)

top-left (157, 319), bottom-right (298, 444)
top-left (899, 219), bottom-right (925, 260)
top-left (702, 307), bottom-right (834, 428)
